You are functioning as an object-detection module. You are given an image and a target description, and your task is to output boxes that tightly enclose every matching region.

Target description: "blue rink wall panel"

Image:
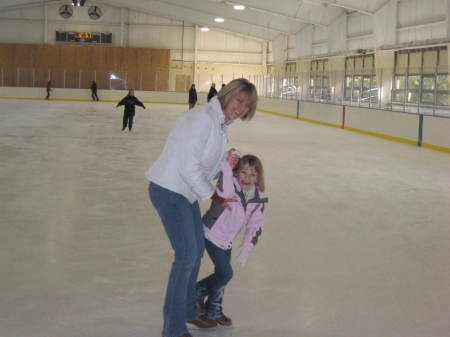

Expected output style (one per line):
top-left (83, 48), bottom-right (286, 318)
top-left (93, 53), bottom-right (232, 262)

top-left (1, 87), bottom-right (449, 153)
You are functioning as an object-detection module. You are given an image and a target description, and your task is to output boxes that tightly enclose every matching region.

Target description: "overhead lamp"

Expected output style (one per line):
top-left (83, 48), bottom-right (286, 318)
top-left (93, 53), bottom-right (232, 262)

top-left (214, 17), bottom-right (225, 23)
top-left (72, 0), bottom-right (86, 6)
top-left (233, 4), bottom-right (245, 10)
top-left (200, 27), bottom-right (209, 32)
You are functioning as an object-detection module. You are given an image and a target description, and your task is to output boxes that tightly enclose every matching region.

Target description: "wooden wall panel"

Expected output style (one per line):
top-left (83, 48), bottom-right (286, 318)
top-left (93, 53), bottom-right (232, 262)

top-left (35, 45), bottom-right (60, 69)
top-left (124, 48), bottom-right (138, 71)
top-left (60, 45), bottom-right (78, 70)
top-left (75, 47), bottom-right (92, 69)
top-left (0, 44), bottom-right (15, 67)
top-left (137, 49), bottom-right (152, 71)
top-left (0, 44), bottom-right (170, 89)
top-left (91, 46), bottom-right (107, 70)
top-left (152, 49), bottom-right (170, 70)
top-left (14, 45), bottom-right (35, 67)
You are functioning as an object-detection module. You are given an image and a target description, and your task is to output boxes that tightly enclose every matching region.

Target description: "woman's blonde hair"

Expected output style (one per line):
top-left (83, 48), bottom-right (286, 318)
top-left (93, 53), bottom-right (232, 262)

top-left (234, 154), bottom-right (265, 192)
top-left (217, 78), bottom-right (258, 121)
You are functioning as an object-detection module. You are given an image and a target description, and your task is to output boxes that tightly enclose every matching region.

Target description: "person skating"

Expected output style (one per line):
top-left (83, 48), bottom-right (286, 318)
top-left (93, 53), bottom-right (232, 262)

top-left (196, 153), bottom-right (268, 327)
top-left (116, 89), bottom-right (146, 132)
top-left (188, 84), bottom-right (197, 109)
top-left (207, 83), bottom-right (218, 102)
top-left (145, 78), bottom-right (258, 337)
top-left (91, 80), bottom-right (99, 101)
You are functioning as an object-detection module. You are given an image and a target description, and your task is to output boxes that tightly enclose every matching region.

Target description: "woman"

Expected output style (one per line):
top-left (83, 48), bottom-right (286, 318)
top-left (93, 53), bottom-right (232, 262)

top-left (146, 78), bottom-right (257, 337)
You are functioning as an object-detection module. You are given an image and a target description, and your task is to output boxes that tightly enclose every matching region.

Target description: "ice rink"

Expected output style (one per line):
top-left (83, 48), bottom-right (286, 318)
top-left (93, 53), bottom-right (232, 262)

top-left (1, 99), bottom-right (449, 337)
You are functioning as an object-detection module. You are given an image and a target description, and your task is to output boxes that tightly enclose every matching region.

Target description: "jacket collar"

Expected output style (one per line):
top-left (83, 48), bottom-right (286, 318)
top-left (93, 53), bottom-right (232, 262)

top-left (210, 96), bottom-right (234, 130)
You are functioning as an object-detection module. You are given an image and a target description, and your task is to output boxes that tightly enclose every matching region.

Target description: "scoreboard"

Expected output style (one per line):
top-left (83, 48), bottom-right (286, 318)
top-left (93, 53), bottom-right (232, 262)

top-left (56, 31), bottom-right (112, 44)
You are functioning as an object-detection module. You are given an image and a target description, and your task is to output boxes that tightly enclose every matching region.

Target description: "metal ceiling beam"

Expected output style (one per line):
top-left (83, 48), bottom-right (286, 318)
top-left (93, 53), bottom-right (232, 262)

top-left (304, 0), bottom-right (373, 16)
top-left (220, 0), bottom-right (326, 27)
top-left (0, 0), bottom-right (60, 12)
top-left (100, 0), bottom-right (291, 37)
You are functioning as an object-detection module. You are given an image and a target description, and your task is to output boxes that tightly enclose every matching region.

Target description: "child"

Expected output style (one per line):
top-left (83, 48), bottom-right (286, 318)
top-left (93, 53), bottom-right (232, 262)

top-left (116, 89), bottom-right (146, 132)
top-left (45, 81), bottom-right (52, 100)
top-left (196, 151), bottom-right (268, 327)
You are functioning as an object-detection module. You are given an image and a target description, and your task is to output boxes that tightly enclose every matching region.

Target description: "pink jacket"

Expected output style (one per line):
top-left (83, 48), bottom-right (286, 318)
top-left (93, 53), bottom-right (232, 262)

top-left (203, 161), bottom-right (268, 251)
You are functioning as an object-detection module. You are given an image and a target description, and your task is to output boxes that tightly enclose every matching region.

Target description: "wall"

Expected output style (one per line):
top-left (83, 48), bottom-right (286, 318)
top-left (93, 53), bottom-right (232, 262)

top-left (0, 3), bottom-right (266, 66)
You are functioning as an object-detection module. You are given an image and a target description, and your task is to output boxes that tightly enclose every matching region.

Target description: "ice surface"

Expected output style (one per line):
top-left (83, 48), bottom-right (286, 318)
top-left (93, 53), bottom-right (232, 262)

top-left (1, 99), bottom-right (449, 337)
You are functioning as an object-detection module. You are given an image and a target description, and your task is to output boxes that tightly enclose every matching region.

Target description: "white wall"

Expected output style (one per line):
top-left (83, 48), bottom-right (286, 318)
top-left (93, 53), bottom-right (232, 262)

top-left (301, 102), bottom-right (342, 126)
top-left (270, 0), bottom-right (449, 63)
top-left (346, 107), bottom-right (419, 143)
top-left (0, 4), bottom-right (266, 66)
top-left (422, 115), bottom-right (450, 149)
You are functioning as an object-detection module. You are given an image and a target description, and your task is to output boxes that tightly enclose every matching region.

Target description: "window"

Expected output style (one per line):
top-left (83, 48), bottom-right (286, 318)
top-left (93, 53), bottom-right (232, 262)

top-left (309, 60), bottom-right (330, 101)
top-left (393, 47), bottom-right (449, 113)
top-left (344, 54), bottom-right (377, 106)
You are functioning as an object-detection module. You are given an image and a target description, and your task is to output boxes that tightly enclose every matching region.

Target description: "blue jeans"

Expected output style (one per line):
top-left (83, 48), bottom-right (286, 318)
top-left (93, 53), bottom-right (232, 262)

top-left (196, 239), bottom-right (233, 319)
top-left (149, 182), bottom-right (205, 337)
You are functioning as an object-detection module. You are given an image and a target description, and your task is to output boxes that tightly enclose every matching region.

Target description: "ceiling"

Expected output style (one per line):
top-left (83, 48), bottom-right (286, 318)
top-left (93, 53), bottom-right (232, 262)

top-left (0, 0), bottom-right (391, 41)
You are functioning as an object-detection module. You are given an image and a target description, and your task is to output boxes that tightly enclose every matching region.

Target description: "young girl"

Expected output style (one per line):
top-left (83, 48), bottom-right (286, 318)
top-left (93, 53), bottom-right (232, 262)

top-left (195, 152), bottom-right (268, 327)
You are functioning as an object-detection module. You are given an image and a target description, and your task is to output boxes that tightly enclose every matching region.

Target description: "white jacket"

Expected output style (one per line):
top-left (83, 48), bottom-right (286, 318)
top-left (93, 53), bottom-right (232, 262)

top-left (145, 96), bottom-right (229, 203)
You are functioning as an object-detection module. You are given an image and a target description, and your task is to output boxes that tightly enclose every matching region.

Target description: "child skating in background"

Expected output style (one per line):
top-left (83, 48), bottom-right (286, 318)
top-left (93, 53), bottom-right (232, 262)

top-left (196, 151), bottom-right (268, 327)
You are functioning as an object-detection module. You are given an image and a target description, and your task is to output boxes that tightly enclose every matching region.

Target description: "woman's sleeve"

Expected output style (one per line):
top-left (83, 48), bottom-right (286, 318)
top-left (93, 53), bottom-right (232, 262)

top-left (177, 114), bottom-right (216, 200)
top-left (215, 161), bottom-right (235, 199)
top-left (241, 203), bottom-right (266, 251)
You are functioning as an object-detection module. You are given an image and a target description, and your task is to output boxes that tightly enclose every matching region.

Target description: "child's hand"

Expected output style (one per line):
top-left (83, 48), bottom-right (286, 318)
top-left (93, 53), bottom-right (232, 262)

top-left (237, 247), bottom-right (250, 267)
top-left (226, 148), bottom-right (241, 168)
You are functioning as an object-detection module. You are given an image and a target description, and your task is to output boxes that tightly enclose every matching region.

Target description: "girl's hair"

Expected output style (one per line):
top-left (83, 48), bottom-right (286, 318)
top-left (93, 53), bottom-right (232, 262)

top-left (235, 154), bottom-right (265, 192)
top-left (217, 78), bottom-right (258, 121)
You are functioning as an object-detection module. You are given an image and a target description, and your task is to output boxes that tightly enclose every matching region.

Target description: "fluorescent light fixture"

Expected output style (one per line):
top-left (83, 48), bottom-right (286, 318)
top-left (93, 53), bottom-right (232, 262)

top-left (214, 17), bottom-right (225, 23)
top-left (109, 74), bottom-right (119, 80)
top-left (233, 4), bottom-right (245, 10)
top-left (200, 27), bottom-right (209, 32)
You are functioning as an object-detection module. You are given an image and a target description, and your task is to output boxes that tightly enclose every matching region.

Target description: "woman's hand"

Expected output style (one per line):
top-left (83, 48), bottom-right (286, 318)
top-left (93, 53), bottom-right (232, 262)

top-left (211, 193), bottom-right (237, 210)
top-left (226, 148), bottom-right (241, 168)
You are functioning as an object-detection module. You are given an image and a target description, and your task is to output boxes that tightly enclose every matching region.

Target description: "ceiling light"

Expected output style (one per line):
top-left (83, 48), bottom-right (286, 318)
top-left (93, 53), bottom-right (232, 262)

top-left (200, 27), bottom-right (209, 32)
top-left (233, 4), bottom-right (245, 10)
top-left (214, 17), bottom-right (225, 23)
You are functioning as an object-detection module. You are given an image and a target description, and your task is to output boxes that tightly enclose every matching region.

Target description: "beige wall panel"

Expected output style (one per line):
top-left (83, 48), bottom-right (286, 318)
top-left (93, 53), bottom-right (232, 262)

top-left (157, 71), bottom-right (169, 91)
top-left (175, 74), bottom-right (191, 92)
top-left (142, 72), bottom-right (155, 91)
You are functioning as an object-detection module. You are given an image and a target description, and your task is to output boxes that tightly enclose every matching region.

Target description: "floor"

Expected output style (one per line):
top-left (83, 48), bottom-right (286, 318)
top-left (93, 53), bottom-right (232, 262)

top-left (1, 99), bottom-right (449, 337)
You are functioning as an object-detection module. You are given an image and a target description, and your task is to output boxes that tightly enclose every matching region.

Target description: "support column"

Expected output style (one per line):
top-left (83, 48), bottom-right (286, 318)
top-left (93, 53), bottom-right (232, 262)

top-left (375, 50), bottom-right (395, 109)
top-left (43, 4), bottom-right (48, 44)
top-left (194, 24), bottom-right (198, 89)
